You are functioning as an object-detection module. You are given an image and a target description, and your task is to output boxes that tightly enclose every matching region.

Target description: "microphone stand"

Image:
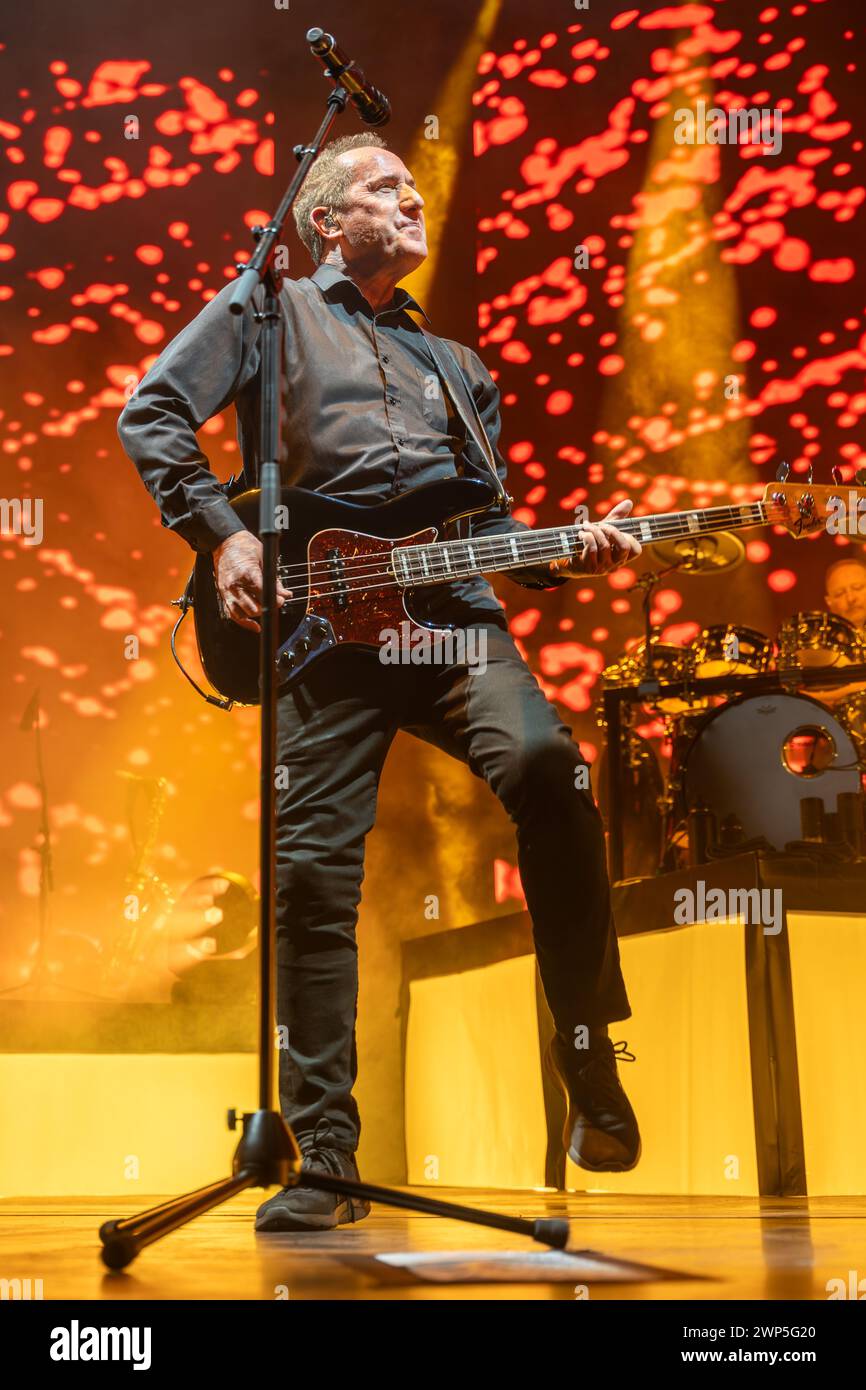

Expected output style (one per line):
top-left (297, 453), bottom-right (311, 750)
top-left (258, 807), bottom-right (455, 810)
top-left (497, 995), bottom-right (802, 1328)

top-left (100, 69), bottom-right (568, 1271)
top-left (1, 692), bottom-right (105, 1000)
top-left (625, 563), bottom-right (681, 680)
top-left (0, 691), bottom-right (55, 996)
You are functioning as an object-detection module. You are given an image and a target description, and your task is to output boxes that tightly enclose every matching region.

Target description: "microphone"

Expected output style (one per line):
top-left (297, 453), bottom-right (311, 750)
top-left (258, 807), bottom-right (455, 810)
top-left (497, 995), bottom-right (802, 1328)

top-left (306, 29), bottom-right (391, 127)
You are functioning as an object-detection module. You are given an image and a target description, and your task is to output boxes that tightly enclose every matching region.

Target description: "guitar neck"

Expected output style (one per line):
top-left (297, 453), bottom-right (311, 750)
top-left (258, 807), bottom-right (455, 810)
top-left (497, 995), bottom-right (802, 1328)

top-left (395, 500), bottom-right (770, 587)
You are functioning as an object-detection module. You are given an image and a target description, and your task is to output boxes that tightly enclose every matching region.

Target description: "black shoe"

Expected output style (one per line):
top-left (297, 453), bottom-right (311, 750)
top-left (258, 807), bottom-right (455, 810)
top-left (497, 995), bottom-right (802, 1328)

top-left (544, 1031), bottom-right (641, 1173)
top-left (255, 1143), bottom-right (371, 1233)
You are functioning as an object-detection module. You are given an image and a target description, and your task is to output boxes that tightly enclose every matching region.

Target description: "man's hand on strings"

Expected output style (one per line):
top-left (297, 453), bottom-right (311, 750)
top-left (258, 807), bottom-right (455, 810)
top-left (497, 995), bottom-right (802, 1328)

top-left (212, 531), bottom-right (293, 633)
top-left (549, 498), bottom-right (642, 579)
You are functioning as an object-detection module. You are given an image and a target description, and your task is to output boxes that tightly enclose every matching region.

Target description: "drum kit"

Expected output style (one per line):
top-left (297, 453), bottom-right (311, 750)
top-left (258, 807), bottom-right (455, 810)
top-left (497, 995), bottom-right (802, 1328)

top-left (598, 540), bottom-right (866, 878)
top-left (7, 766), bottom-right (260, 1002)
top-left (105, 774), bottom-right (259, 1001)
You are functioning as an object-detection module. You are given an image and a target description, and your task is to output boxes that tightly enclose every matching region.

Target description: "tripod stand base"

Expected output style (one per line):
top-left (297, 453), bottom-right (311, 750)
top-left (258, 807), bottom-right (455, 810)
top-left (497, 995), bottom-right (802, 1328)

top-left (99, 1106), bottom-right (571, 1269)
top-left (99, 1109), bottom-right (301, 1270)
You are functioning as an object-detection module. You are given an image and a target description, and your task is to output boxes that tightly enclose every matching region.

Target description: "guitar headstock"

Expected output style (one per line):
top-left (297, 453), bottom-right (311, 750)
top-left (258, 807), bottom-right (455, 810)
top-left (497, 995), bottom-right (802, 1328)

top-left (761, 473), bottom-right (866, 539)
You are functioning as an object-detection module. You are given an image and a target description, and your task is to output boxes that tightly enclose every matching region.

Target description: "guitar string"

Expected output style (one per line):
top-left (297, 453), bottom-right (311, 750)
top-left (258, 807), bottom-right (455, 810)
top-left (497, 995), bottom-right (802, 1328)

top-left (267, 522), bottom-right (774, 602)
top-left (266, 505), bottom-right (773, 585)
top-left (273, 519), bottom-right (775, 595)
top-left (275, 503), bottom-right (769, 573)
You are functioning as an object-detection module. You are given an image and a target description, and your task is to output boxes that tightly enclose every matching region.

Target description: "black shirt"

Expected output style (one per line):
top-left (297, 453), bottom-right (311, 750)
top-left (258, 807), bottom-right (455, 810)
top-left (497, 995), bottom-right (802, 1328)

top-left (116, 262), bottom-right (565, 614)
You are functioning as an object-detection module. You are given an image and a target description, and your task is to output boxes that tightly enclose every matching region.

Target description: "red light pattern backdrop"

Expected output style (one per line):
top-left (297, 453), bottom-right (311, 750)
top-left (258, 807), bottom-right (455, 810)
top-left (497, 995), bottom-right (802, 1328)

top-left (0, 0), bottom-right (864, 987)
top-left (0, 24), bottom-right (287, 991)
top-left (476, 0), bottom-right (865, 758)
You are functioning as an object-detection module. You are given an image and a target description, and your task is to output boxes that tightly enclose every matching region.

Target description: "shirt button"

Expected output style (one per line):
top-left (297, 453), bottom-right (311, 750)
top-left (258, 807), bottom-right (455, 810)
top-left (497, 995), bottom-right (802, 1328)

top-left (382, 354), bottom-right (390, 363)
top-left (387, 395), bottom-right (396, 405)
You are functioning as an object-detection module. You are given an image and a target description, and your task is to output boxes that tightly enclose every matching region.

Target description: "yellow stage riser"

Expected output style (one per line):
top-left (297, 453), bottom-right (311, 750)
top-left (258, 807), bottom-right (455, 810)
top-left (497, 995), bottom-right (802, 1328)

top-left (2, 912), bottom-right (863, 1197)
top-left (0, 1055), bottom-right (260, 1197)
top-left (787, 913), bottom-right (866, 1197)
top-left (406, 917), bottom-right (824, 1195)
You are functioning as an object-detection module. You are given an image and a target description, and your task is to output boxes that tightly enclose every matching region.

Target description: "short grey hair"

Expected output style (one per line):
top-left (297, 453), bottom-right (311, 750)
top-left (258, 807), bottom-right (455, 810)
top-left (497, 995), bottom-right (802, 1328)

top-left (293, 132), bottom-right (389, 265)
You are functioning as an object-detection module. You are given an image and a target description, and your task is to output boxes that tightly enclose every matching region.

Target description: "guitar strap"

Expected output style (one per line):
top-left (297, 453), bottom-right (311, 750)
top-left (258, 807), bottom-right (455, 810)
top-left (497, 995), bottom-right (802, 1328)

top-left (416, 327), bottom-right (512, 516)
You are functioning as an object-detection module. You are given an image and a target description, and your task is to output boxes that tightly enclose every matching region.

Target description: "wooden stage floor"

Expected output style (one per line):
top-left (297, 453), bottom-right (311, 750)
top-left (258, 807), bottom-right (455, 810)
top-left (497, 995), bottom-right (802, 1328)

top-left (2, 1189), bottom-right (863, 1300)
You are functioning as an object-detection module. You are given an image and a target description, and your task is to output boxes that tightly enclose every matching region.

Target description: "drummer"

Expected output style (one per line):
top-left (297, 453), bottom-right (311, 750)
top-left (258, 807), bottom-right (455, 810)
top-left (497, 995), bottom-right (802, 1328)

top-left (825, 555), bottom-right (866, 634)
top-left (816, 554), bottom-right (866, 706)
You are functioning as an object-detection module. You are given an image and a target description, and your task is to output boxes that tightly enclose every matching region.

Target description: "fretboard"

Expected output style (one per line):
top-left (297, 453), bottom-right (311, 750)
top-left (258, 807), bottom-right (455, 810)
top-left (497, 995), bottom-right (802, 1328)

top-left (392, 500), bottom-right (770, 588)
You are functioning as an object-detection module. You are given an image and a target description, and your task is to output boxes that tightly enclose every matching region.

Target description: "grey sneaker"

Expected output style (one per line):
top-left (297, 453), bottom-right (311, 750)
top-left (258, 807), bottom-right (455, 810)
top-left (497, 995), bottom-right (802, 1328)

top-left (255, 1142), bottom-right (371, 1233)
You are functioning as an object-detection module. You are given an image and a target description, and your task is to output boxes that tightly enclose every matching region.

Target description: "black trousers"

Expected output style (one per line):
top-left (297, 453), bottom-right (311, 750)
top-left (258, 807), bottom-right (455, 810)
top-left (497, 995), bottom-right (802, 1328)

top-left (274, 612), bottom-right (631, 1154)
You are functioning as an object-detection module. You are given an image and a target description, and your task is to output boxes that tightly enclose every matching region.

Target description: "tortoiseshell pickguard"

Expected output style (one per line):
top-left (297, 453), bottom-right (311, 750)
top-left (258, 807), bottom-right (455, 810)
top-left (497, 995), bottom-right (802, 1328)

top-left (305, 526), bottom-right (438, 645)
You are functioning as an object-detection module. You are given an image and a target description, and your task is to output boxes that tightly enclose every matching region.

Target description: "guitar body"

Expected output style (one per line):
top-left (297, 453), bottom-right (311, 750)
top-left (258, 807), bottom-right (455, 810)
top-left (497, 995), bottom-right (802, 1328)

top-left (191, 476), bottom-right (497, 705)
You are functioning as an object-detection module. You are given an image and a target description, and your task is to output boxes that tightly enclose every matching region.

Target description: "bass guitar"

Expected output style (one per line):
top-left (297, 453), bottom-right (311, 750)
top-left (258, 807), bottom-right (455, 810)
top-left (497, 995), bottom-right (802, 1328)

top-left (187, 472), bottom-right (861, 706)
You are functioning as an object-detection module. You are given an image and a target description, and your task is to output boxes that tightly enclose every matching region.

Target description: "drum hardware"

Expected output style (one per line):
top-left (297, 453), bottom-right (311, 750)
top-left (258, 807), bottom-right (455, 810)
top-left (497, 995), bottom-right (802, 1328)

top-left (690, 625), bottom-right (775, 680)
top-left (169, 871), bottom-right (259, 959)
top-left (824, 811), bottom-right (843, 843)
top-left (607, 561), bottom-right (706, 718)
top-left (784, 839), bottom-right (856, 864)
top-left (779, 627), bottom-right (799, 667)
top-left (686, 805), bottom-right (717, 866)
top-left (628, 561), bottom-right (686, 684)
top-left (605, 639), bottom-right (703, 717)
top-left (594, 698), bottom-right (665, 881)
top-left (168, 872), bottom-right (259, 1006)
top-left (707, 835), bottom-right (777, 859)
top-left (799, 791), bottom-right (865, 856)
top-left (718, 814), bottom-right (745, 847)
top-left (609, 541), bottom-right (753, 726)
top-left (1, 690), bottom-right (109, 1000)
top-left (837, 791), bottom-right (865, 856)
top-left (799, 796), bottom-right (825, 842)
top-left (781, 722), bottom-right (840, 777)
top-left (779, 666), bottom-right (804, 698)
top-left (786, 790), bottom-right (858, 861)
top-left (838, 691), bottom-right (866, 760)
top-left (104, 772), bottom-right (175, 992)
top-left (779, 611), bottom-right (865, 670)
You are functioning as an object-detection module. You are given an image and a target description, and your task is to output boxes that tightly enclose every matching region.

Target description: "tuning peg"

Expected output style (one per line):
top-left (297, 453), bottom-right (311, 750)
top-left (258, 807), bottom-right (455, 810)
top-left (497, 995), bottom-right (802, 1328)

top-left (805, 462), bottom-right (813, 485)
top-left (775, 461), bottom-right (790, 482)
top-left (831, 465), bottom-right (844, 486)
top-left (857, 467), bottom-right (866, 487)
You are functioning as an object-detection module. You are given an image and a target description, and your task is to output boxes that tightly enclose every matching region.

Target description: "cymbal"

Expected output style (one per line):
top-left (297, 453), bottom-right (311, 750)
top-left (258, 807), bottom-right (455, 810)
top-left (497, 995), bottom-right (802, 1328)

top-left (651, 530), bottom-right (745, 575)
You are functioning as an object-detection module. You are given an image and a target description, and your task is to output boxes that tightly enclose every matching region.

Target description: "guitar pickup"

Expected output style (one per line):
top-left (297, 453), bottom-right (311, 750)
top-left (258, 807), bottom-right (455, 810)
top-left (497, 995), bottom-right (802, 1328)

top-left (326, 547), bottom-right (348, 609)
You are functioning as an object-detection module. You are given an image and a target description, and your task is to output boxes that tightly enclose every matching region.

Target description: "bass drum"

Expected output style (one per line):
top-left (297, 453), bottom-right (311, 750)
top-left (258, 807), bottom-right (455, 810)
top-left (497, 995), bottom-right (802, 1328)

top-left (681, 692), bottom-right (861, 851)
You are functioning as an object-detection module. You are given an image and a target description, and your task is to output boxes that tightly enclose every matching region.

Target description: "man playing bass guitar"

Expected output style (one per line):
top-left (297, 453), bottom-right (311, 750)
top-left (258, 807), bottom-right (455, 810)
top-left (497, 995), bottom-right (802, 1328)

top-left (117, 135), bottom-right (643, 1232)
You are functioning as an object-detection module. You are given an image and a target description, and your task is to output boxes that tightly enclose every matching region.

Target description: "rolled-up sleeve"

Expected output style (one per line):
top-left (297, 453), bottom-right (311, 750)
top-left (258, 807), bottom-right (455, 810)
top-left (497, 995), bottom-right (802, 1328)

top-left (461, 348), bottom-right (569, 592)
top-left (117, 280), bottom-right (265, 554)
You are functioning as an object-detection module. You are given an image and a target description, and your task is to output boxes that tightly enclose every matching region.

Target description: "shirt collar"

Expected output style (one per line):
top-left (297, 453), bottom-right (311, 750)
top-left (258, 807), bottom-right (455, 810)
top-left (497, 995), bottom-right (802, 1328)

top-left (310, 262), bottom-right (430, 322)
